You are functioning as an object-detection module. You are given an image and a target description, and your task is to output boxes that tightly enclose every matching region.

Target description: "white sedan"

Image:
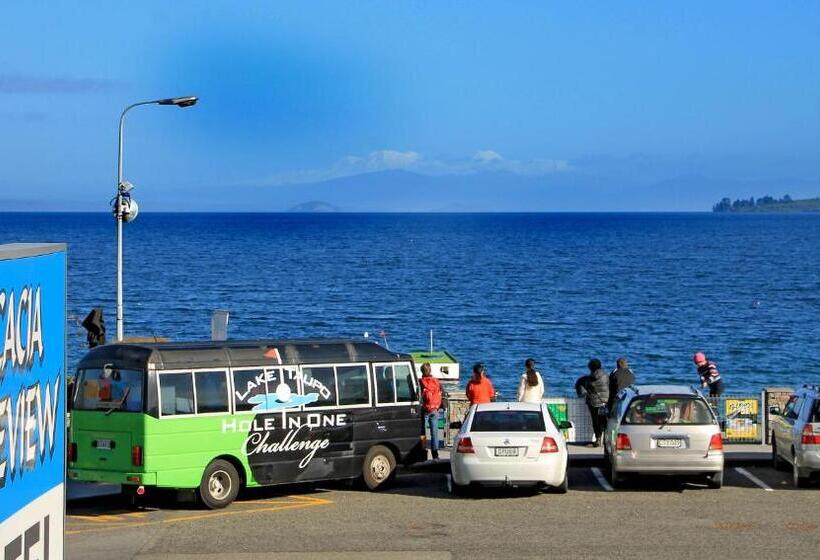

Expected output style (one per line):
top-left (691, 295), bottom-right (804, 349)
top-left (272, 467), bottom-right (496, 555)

top-left (450, 402), bottom-right (570, 494)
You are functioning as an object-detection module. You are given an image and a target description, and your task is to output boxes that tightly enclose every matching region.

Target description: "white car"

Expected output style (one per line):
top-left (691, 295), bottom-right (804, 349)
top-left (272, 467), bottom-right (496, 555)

top-left (450, 402), bottom-right (570, 494)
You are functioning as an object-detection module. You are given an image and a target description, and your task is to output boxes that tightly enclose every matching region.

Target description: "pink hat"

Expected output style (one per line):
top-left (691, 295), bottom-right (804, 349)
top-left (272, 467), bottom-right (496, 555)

top-left (693, 352), bottom-right (706, 364)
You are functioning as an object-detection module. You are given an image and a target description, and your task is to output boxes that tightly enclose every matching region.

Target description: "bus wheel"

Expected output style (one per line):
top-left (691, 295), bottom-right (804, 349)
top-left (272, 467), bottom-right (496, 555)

top-left (199, 459), bottom-right (240, 509)
top-left (363, 445), bottom-right (396, 491)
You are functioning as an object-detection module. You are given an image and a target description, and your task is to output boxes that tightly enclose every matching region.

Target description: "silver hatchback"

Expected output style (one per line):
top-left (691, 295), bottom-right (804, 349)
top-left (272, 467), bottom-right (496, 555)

top-left (770, 384), bottom-right (820, 487)
top-left (604, 385), bottom-right (725, 489)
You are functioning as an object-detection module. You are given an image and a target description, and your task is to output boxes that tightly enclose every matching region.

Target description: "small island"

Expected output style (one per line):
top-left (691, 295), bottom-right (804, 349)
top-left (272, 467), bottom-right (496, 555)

top-left (289, 200), bottom-right (340, 213)
top-left (712, 195), bottom-right (820, 213)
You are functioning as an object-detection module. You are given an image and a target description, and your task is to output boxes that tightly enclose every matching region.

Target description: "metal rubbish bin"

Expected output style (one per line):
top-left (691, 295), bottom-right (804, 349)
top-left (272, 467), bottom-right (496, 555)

top-left (443, 391), bottom-right (470, 446)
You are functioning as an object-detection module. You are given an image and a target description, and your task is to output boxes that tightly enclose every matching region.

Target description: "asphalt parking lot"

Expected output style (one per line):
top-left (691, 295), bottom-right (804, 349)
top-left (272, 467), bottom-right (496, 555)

top-left (66, 461), bottom-right (820, 560)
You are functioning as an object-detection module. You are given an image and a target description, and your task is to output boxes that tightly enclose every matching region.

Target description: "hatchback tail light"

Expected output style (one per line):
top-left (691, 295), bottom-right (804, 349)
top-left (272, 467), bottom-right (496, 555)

top-left (131, 445), bottom-right (143, 467)
top-left (68, 442), bottom-right (77, 463)
top-left (540, 437), bottom-right (559, 453)
top-left (615, 433), bottom-right (631, 451)
top-left (802, 424), bottom-right (820, 445)
top-left (709, 433), bottom-right (723, 451)
top-left (456, 436), bottom-right (475, 454)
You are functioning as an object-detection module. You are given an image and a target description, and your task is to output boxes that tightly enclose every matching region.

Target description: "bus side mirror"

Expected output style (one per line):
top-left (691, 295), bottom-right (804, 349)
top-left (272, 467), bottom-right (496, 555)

top-left (769, 406), bottom-right (781, 416)
top-left (449, 421), bottom-right (462, 430)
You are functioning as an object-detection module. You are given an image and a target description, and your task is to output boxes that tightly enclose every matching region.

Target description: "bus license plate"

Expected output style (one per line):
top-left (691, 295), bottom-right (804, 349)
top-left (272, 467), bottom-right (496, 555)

top-left (656, 439), bottom-right (682, 448)
top-left (494, 447), bottom-right (520, 457)
top-left (96, 439), bottom-right (113, 450)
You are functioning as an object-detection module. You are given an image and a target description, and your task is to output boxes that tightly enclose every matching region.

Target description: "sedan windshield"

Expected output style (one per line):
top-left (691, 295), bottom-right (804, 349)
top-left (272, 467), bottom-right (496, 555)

top-left (623, 395), bottom-right (714, 425)
top-left (471, 410), bottom-right (546, 432)
top-left (74, 367), bottom-right (144, 412)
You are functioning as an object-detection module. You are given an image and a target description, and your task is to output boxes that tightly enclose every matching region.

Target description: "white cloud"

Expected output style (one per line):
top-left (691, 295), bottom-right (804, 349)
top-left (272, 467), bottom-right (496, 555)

top-left (472, 149), bottom-right (504, 162)
top-left (256, 149), bottom-right (571, 186)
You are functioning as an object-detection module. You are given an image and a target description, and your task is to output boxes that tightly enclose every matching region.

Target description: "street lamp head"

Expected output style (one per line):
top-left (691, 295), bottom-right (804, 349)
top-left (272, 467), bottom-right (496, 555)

top-left (158, 96), bottom-right (198, 107)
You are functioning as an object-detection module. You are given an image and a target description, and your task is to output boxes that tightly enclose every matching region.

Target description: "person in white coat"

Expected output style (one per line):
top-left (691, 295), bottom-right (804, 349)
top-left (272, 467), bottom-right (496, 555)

top-left (516, 358), bottom-right (545, 403)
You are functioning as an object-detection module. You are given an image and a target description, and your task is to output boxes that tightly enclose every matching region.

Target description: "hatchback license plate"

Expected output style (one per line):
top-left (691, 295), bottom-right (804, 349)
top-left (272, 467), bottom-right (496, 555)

top-left (494, 447), bottom-right (520, 457)
top-left (96, 439), bottom-right (112, 450)
top-left (656, 439), bottom-right (682, 448)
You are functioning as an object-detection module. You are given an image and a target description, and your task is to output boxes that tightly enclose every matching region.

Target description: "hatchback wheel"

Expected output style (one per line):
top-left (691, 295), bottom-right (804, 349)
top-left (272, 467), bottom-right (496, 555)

top-left (707, 470), bottom-right (723, 489)
top-left (772, 438), bottom-right (787, 471)
top-left (793, 460), bottom-right (810, 488)
top-left (362, 445), bottom-right (397, 491)
top-left (610, 463), bottom-right (625, 489)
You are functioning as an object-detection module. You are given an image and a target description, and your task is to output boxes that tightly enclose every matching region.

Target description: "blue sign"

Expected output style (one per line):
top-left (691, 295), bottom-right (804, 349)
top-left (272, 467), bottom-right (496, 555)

top-left (0, 244), bottom-right (66, 559)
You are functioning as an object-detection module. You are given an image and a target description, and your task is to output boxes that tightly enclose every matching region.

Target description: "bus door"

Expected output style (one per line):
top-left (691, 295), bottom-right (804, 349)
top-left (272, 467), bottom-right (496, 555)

top-left (367, 362), bottom-right (422, 456)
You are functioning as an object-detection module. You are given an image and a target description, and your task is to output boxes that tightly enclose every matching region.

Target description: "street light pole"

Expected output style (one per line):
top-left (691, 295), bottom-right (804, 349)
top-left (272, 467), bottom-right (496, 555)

top-left (115, 96), bottom-right (198, 341)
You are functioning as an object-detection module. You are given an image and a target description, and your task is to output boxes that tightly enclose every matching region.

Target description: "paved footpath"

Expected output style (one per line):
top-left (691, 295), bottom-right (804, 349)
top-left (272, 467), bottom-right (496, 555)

top-left (66, 449), bottom-right (819, 560)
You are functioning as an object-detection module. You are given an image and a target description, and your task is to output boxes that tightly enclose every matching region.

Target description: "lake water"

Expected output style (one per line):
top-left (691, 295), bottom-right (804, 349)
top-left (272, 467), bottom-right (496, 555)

top-left (2, 212), bottom-right (818, 396)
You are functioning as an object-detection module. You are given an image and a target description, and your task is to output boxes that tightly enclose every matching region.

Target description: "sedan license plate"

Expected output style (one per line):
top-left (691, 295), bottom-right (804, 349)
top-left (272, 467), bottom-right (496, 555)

top-left (95, 439), bottom-right (113, 450)
top-left (656, 438), bottom-right (683, 449)
top-left (494, 447), bottom-right (520, 457)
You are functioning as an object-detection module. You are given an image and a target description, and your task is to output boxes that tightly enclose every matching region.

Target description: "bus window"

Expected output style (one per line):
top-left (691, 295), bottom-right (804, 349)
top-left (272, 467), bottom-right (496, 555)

top-left (195, 370), bottom-right (229, 414)
top-left (233, 369), bottom-right (268, 412)
top-left (74, 367), bottom-right (144, 412)
top-left (302, 366), bottom-right (336, 408)
top-left (395, 364), bottom-right (416, 403)
top-left (337, 365), bottom-right (370, 406)
top-left (160, 372), bottom-right (195, 416)
top-left (374, 365), bottom-right (396, 404)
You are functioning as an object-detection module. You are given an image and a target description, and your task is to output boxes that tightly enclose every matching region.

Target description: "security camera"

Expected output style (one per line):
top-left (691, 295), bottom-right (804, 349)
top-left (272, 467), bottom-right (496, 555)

top-left (119, 180), bottom-right (135, 193)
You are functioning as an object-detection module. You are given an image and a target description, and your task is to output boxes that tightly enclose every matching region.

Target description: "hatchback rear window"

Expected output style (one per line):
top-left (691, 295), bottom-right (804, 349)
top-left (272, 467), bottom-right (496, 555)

top-left (471, 410), bottom-right (546, 432)
top-left (811, 399), bottom-right (820, 423)
top-left (623, 396), bottom-right (714, 425)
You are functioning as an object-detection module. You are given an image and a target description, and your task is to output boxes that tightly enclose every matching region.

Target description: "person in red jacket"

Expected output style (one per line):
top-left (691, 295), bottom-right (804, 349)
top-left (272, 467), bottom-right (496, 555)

top-left (466, 363), bottom-right (496, 405)
top-left (419, 363), bottom-right (443, 460)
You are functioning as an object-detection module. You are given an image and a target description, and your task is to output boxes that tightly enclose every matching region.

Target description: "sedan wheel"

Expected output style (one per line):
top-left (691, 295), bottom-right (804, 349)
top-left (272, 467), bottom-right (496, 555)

top-left (554, 469), bottom-right (569, 494)
top-left (447, 475), bottom-right (467, 497)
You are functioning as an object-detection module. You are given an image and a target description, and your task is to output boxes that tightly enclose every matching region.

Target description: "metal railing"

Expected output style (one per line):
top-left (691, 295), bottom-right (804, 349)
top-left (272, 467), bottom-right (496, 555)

top-left (438, 391), bottom-right (774, 446)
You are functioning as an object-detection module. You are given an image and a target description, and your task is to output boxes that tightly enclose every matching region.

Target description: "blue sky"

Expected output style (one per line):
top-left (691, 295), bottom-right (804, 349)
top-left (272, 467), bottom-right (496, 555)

top-left (1, 2), bottom-right (819, 210)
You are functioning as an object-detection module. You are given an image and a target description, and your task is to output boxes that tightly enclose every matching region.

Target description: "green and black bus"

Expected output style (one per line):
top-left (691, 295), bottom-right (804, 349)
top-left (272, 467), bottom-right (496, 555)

top-left (68, 339), bottom-right (425, 508)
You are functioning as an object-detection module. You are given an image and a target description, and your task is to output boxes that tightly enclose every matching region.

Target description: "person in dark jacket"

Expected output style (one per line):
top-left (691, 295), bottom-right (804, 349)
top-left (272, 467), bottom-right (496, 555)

top-left (693, 352), bottom-right (724, 396)
top-left (608, 356), bottom-right (636, 411)
top-left (580, 358), bottom-right (610, 446)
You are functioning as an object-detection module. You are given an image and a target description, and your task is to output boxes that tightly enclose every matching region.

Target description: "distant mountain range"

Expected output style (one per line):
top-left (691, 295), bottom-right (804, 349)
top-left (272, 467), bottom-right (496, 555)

top-left (166, 169), bottom-right (816, 213)
top-left (289, 200), bottom-right (339, 212)
top-left (4, 165), bottom-right (819, 213)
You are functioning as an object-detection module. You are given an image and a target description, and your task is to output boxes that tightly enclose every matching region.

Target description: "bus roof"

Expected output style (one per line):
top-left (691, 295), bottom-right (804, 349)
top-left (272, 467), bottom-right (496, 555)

top-left (77, 339), bottom-right (412, 371)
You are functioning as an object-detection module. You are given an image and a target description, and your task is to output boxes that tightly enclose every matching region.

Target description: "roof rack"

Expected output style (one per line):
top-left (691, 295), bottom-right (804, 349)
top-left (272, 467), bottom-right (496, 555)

top-left (802, 384), bottom-right (820, 392)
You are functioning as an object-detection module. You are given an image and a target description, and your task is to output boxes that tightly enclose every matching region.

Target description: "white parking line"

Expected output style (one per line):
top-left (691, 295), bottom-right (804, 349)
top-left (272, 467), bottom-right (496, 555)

top-left (590, 467), bottom-right (614, 492)
top-left (734, 467), bottom-right (774, 491)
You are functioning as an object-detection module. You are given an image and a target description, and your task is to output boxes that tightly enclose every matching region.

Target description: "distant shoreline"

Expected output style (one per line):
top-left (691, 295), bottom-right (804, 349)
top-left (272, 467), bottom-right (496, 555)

top-left (713, 196), bottom-right (820, 213)
top-left (3, 210), bottom-right (820, 216)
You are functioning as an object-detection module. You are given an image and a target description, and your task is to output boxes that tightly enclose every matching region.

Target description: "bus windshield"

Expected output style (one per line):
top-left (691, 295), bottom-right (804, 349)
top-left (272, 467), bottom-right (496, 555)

top-left (74, 367), bottom-right (144, 412)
